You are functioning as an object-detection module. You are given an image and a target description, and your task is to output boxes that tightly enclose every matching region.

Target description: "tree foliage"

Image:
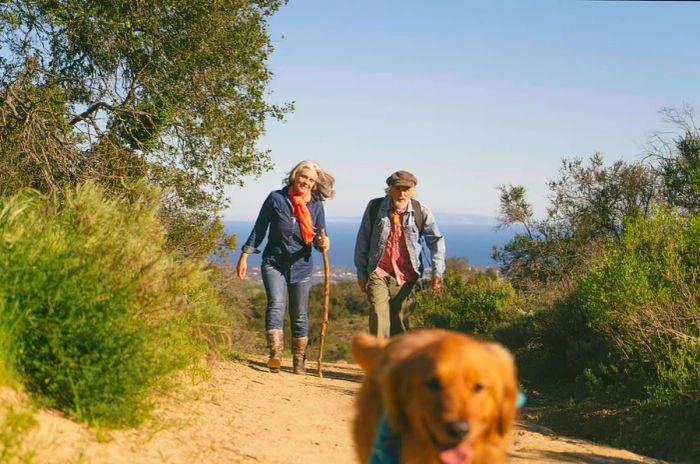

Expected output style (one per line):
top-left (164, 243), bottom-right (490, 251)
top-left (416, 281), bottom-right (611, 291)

top-left (577, 208), bottom-right (700, 369)
top-left (490, 108), bottom-right (700, 461)
top-left (494, 153), bottom-right (659, 293)
top-left (0, 0), bottom-right (289, 253)
top-left (646, 105), bottom-right (700, 213)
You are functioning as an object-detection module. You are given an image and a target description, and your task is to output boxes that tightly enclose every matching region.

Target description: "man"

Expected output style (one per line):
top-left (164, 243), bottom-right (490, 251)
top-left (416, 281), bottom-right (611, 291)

top-left (354, 170), bottom-right (446, 339)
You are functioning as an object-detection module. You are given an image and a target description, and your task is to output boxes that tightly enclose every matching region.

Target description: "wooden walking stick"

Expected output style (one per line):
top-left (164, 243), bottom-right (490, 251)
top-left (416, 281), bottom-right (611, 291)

top-left (317, 229), bottom-right (330, 378)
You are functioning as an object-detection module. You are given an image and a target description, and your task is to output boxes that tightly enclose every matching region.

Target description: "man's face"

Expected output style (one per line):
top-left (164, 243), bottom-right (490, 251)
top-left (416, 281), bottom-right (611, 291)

top-left (389, 185), bottom-right (414, 210)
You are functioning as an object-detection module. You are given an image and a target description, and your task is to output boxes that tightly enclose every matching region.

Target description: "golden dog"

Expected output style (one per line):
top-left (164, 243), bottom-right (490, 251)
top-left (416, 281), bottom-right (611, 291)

top-left (351, 329), bottom-right (518, 464)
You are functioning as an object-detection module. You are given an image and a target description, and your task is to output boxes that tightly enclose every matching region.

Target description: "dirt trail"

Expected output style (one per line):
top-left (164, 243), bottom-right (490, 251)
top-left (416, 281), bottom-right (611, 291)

top-left (8, 357), bottom-right (668, 464)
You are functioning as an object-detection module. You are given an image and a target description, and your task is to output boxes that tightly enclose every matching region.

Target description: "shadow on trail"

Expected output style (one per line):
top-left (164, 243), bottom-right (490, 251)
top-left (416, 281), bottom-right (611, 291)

top-left (245, 358), bottom-right (365, 383)
top-left (306, 366), bottom-right (364, 383)
top-left (512, 450), bottom-right (667, 464)
top-left (513, 423), bottom-right (669, 464)
top-left (246, 359), bottom-right (270, 373)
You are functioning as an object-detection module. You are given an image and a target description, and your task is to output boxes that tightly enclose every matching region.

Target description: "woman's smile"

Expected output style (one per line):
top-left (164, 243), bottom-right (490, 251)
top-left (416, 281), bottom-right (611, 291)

top-left (294, 167), bottom-right (317, 194)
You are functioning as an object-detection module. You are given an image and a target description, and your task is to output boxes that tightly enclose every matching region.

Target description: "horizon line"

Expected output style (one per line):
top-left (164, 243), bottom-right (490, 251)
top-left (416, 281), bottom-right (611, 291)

top-left (223, 211), bottom-right (499, 225)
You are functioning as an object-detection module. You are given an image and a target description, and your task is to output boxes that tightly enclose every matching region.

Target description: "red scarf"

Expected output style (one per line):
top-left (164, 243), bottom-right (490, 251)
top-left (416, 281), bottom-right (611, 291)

top-left (288, 186), bottom-right (315, 245)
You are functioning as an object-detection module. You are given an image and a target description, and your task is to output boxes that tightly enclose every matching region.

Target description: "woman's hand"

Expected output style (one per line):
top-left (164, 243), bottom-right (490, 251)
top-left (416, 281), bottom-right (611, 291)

top-left (236, 253), bottom-right (248, 280)
top-left (316, 234), bottom-right (330, 251)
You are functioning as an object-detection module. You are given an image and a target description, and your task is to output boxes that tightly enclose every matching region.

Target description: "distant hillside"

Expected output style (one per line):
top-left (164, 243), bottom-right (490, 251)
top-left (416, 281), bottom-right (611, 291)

top-left (224, 221), bottom-right (519, 267)
top-left (326, 212), bottom-right (496, 225)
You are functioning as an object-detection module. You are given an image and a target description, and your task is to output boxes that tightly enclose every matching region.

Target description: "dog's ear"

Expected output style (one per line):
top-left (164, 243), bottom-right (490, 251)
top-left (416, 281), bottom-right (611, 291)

top-left (485, 342), bottom-right (518, 437)
top-left (351, 332), bottom-right (387, 373)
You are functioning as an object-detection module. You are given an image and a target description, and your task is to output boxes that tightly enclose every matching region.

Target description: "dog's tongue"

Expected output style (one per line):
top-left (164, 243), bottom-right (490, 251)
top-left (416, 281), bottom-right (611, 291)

top-left (439, 442), bottom-right (473, 464)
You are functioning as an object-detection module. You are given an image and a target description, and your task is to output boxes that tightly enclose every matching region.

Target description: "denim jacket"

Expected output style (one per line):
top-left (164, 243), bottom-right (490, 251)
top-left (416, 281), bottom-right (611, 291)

top-left (242, 188), bottom-right (326, 283)
top-left (354, 196), bottom-right (445, 282)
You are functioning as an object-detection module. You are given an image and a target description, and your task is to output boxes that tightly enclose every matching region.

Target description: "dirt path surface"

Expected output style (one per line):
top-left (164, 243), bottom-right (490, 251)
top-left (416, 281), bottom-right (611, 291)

top-left (10, 357), bottom-right (668, 463)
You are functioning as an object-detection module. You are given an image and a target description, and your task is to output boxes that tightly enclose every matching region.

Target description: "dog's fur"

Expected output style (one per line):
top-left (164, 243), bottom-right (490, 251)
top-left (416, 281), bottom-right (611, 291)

top-left (351, 329), bottom-right (517, 464)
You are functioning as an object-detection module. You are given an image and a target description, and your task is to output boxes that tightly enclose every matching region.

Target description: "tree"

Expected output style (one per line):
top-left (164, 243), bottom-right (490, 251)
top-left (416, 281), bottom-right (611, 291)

top-left (545, 153), bottom-right (659, 239)
top-left (0, 0), bottom-right (289, 254)
top-left (494, 154), bottom-right (660, 293)
top-left (646, 104), bottom-right (700, 213)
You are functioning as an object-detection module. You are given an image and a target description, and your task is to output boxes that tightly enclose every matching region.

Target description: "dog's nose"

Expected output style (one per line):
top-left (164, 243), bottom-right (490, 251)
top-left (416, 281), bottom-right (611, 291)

top-left (445, 420), bottom-right (470, 440)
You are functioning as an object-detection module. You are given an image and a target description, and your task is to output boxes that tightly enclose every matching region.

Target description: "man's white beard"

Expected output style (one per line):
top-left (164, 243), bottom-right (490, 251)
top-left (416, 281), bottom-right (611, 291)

top-left (392, 199), bottom-right (409, 210)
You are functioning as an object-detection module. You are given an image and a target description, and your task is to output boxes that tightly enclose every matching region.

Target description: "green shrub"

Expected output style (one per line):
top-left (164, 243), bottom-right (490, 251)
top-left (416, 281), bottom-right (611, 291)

top-left (0, 298), bottom-right (23, 386)
top-left (575, 208), bottom-right (700, 397)
top-left (414, 265), bottom-right (519, 336)
top-left (494, 207), bottom-right (700, 461)
top-left (513, 208), bottom-right (700, 399)
top-left (0, 183), bottom-right (226, 426)
top-left (494, 298), bottom-right (612, 391)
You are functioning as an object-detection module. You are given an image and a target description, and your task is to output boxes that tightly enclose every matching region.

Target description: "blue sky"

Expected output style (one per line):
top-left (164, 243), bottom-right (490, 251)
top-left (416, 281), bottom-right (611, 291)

top-left (223, 0), bottom-right (700, 222)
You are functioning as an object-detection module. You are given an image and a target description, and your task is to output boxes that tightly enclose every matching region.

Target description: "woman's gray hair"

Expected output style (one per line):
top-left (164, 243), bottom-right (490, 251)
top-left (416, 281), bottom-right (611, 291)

top-left (285, 160), bottom-right (336, 200)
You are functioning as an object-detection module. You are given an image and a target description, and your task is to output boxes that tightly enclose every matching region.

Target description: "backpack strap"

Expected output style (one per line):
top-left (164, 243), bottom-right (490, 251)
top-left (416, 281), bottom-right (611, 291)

top-left (411, 199), bottom-right (424, 234)
top-left (368, 197), bottom-right (424, 235)
top-left (368, 197), bottom-right (383, 236)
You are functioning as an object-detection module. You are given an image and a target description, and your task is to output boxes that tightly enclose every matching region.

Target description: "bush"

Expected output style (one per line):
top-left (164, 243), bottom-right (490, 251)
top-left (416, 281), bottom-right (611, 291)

top-left (509, 208), bottom-right (700, 400)
top-left (414, 260), bottom-right (519, 336)
top-left (0, 183), bottom-right (227, 426)
top-left (575, 208), bottom-right (700, 399)
top-left (525, 207), bottom-right (700, 459)
top-left (494, 298), bottom-right (611, 393)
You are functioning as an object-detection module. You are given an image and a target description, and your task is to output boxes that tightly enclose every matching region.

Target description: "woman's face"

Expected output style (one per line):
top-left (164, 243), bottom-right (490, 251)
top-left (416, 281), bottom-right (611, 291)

top-left (293, 167), bottom-right (318, 195)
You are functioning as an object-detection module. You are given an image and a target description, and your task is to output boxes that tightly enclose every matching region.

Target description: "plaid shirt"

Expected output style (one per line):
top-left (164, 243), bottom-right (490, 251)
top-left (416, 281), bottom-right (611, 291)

top-left (374, 208), bottom-right (419, 284)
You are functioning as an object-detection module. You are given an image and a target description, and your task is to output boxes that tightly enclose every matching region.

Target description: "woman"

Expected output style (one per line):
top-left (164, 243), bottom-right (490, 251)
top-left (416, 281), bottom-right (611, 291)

top-left (237, 160), bottom-right (335, 375)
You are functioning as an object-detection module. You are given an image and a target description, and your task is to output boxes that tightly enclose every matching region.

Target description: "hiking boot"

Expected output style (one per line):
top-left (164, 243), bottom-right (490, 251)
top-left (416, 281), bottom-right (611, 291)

top-left (266, 330), bottom-right (284, 373)
top-left (292, 336), bottom-right (308, 375)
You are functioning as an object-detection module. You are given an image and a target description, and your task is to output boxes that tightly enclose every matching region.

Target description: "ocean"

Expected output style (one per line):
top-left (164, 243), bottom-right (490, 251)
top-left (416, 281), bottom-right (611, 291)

top-left (224, 221), bottom-right (519, 269)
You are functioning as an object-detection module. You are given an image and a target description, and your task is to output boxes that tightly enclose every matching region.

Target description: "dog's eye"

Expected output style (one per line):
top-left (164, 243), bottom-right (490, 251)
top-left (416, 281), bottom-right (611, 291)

top-left (425, 377), bottom-right (442, 392)
top-left (473, 383), bottom-right (484, 393)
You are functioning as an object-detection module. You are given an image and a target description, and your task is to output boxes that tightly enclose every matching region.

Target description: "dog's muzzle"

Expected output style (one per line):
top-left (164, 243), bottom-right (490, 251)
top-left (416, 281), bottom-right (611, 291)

top-left (424, 418), bottom-right (474, 464)
top-left (445, 420), bottom-right (470, 441)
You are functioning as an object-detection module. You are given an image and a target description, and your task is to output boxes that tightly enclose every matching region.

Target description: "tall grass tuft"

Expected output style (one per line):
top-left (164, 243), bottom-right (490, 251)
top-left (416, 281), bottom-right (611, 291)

top-left (0, 298), bottom-right (23, 386)
top-left (0, 182), bottom-right (228, 427)
top-left (0, 406), bottom-right (37, 463)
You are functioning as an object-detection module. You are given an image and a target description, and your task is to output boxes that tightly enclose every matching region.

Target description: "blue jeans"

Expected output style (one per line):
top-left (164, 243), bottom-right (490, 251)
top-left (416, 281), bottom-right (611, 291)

top-left (262, 263), bottom-right (312, 338)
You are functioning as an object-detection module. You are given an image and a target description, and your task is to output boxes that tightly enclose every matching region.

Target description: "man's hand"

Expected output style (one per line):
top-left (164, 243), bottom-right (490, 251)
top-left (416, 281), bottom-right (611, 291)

top-left (358, 279), bottom-right (367, 294)
top-left (431, 276), bottom-right (443, 290)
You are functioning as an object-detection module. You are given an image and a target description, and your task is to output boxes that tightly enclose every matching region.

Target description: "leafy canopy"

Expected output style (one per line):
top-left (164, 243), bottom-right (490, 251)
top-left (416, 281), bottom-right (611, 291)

top-left (646, 105), bottom-right (700, 213)
top-left (0, 0), bottom-right (289, 241)
top-left (494, 153), bottom-right (660, 292)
